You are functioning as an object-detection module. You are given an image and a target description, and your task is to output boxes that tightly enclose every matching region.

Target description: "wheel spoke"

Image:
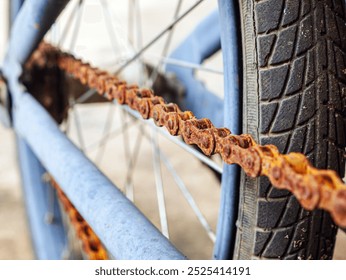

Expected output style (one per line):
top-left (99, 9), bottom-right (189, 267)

top-left (43, 173), bottom-right (56, 224)
top-left (149, 55), bottom-right (223, 75)
top-left (134, 0), bottom-right (143, 50)
top-left (147, 0), bottom-right (183, 87)
top-left (68, 0), bottom-right (85, 52)
top-left (69, 101), bottom-right (86, 151)
top-left (75, 88), bottom-right (98, 104)
top-left (62, 108), bottom-right (72, 135)
top-left (85, 118), bottom-right (136, 152)
top-left (63, 88), bottom-right (98, 141)
top-left (95, 104), bottom-right (116, 164)
top-left (159, 151), bottom-right (216, 243)
top-left (151, 129), bottom-right (169, 238)
top-left (58, 0), bottom-right (83, 47)
top-left (99, 0), bottom-right (128, 58)
top-left (124, 124), bottom-right (144, 201)
top-left (128, 0), bottom-right (135, 45)
top-left (118, 108), bottom-right (135, 200)
top-left (114, 0), bottom-right (206, 75)
top-left (140, 128), bottom-right (216, 242)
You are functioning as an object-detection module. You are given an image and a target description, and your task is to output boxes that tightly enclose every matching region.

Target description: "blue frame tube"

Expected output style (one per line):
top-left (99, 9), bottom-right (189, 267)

top-left (12, 87), bottom-right (185, 259)
top-left (3, 0), bottom-right (185, 259)
top-left (9, 0), bottom-right (25, 25)
top-left (5, 0), bottom-right (69, 68)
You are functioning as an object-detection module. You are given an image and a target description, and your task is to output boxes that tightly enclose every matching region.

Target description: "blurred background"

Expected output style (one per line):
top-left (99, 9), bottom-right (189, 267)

top-left (0, 0), bottom-right (345, 259)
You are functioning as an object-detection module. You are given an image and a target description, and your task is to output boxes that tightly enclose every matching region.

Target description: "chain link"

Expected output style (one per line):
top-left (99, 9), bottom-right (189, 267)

top-left (50, 177), bottom-right (108, 260)
top-left (26, 42), bottom-right (346, 228)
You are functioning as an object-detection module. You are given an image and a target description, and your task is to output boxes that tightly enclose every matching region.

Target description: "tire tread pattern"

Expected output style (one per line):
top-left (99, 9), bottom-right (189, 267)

top-left (251, 0), bottom-right (346, 259)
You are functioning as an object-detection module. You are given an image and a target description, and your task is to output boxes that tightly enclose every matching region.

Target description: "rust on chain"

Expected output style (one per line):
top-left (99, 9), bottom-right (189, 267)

top-left (50, 177), bottom-right (108, 260)
top-left (26, 42), bottom-right (346, 227)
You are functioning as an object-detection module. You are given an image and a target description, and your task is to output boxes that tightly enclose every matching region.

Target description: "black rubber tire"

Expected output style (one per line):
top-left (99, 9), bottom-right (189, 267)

top-left (234, 0), bottom-right (346, 259)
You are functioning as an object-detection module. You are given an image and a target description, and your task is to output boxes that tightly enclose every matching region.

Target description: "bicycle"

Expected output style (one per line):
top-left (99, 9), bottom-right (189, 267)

top-left (1, 0), bottom-right (346, 260)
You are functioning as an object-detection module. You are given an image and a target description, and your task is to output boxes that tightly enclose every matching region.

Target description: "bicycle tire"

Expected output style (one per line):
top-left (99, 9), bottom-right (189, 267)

top-left (233, 0), bottom-right (346, 259)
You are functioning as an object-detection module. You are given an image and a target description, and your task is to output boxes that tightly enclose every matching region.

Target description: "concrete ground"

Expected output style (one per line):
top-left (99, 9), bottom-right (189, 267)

top-left (0, 127), bottom-right (34, 259)
top-left (0, 0), bottom-right (345, 260)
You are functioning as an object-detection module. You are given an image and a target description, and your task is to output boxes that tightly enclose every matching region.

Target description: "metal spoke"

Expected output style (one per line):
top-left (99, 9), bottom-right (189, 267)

top-left (100, 0), bottom-right (147, 85)
top-left (134, 0), bottom-right (143, 50)
top-left (63, 88), bottom-right (98, 143)
top-left (124, 126), bottom-right (144, 201)
top-left (147, 0), bottom-right (183, 87)
top-left (85, 119), bottom-right (136, 152)
top-left (118, 109), bottom-right (133, 200)
top-left (42, 173), bottom-right (55, 224)
top-left (120, 109), bottom-right (131, 160)
top-left (128, 0), bottom-right (135, 45)
top-left (95, 104), bottom-right (116, 164)
top-left (114, 0), bottom-right (205, 75)
top-left (58, 0), bottom-right (83, 47)
top-left (75, 88), bottom-right (98, 104)
top-left (151, 129), bottom-right (169, 238)
top-left (160, 151), bottom-right (216, 242)
top-left (69, 101), bottom-right (86, 151)
top-left (69, 0), bottom-right (84, 52)
top-left (99, 0), bottom-right (125, 57)
top-left (149, 55), bottom-right (223, 75)
top-left (61, 110), bottom-right (71, 134)
top-left (140, 128), bottom-right (216, 242)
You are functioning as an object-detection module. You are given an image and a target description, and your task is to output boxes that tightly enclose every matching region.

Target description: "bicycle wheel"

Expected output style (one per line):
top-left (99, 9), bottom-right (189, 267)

top-left (232, 0), bottom-right (346, 259)
top-left (7, 0), bottom-right (346, 260)
top-left (35, 0), bottom-right (225, 259)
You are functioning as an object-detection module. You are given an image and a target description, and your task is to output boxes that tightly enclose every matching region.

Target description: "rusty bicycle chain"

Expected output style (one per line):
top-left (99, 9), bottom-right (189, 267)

top-left (50, 177), bottom-right (108, 260)
top-left (26, 42), bottom-right (346, 228)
